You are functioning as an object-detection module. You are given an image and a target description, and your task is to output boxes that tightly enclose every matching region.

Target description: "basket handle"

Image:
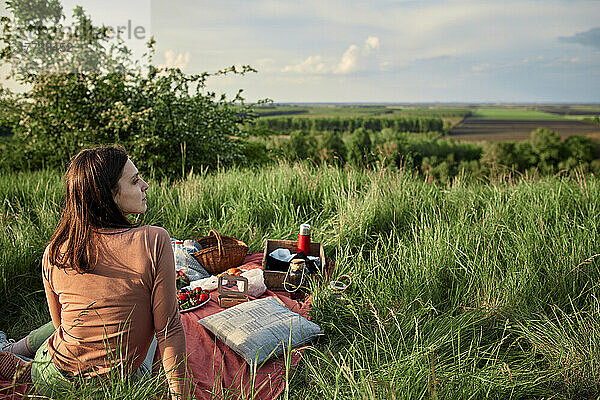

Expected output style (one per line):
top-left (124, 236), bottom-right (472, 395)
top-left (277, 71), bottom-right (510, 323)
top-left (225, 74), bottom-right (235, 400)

top-left (208, 230), bottom-right (224, 259)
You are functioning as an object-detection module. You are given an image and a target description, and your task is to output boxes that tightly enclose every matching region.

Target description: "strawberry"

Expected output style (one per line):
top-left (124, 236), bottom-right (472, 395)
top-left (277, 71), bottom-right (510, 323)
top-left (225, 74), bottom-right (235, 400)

top-left (177, 292), bottom-right (189, 302)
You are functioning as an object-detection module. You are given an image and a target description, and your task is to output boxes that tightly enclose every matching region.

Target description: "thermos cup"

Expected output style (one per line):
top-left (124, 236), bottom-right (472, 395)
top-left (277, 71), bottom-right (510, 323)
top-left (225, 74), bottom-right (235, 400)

top-left (297, 223), bottom-right (311, 255)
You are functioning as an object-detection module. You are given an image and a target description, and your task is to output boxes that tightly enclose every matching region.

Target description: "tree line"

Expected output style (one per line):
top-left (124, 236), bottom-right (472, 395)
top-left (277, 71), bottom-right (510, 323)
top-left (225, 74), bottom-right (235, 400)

top-left (252, 116), bottom-right (445, 135)
top-left (246, 127), bottom-right (600, 183)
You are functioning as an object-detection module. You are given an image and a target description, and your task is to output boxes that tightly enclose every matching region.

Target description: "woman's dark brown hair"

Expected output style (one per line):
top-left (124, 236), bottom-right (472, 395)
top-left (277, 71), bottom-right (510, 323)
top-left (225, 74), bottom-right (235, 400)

top-left (48, 146), bottom-right (136, 273)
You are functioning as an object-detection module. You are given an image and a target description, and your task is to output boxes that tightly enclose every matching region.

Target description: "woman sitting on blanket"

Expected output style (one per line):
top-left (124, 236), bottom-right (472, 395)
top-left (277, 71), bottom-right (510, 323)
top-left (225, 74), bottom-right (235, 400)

top-left (0, 146), bottom-right (189, 398)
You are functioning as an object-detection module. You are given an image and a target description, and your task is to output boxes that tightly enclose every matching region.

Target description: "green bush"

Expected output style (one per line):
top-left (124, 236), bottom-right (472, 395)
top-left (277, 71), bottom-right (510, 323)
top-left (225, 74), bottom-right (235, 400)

top-left (0, 0), bottom-right (258, 177)
top-left (562, 135), bottom-right (595, 163)
top-left (347, 128), bottom-right (374, 168)
top-left (285, 130), bottom-right (318, 161)
top-left (480, 130), bottom-right (600, 177)
top-left (530, 128), bottom-right (561, 173)
top-left (318, 130), bottom-right (346, 166)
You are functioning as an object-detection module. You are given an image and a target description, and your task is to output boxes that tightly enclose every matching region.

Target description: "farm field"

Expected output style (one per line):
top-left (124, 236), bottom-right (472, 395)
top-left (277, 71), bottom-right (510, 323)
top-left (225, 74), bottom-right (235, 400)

top-left (253, 104), bottom-right (600, 142)
top-left (534, 104), bottom-right (600, 116)
top-left (1, 166), bottom-right (600, 398)
top-left (450, 106), bottom-right (600, 142)
top-left (450, 119), bottom-right (600, 142)
top-left (469, 107), bottom-right (566, 120)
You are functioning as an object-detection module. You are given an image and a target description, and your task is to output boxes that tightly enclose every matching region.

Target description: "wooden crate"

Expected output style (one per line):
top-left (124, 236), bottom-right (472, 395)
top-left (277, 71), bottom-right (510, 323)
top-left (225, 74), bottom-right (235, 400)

top-left (262, 239), bottom-right (325, 292)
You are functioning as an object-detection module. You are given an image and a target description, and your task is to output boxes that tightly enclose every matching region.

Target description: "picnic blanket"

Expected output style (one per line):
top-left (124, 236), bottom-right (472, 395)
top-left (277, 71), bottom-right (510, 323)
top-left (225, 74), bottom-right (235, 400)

top-left (0, 253), bottom-right (315, 400)
top-left (175, 252), bottom-right (313, 400)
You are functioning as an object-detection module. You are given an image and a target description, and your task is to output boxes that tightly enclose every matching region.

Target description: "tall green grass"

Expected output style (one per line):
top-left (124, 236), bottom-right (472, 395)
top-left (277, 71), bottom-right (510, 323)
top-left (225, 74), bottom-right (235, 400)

top-left (1, 163), bottom-right (600, 398)
top-left (471, 107), bottom-right (566, 120)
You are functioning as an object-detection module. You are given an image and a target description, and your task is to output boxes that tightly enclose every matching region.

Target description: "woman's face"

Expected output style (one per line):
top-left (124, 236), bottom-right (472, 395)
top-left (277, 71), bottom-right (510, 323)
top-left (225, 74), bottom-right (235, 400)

top-left (113, 159), bottom-right (149, 216)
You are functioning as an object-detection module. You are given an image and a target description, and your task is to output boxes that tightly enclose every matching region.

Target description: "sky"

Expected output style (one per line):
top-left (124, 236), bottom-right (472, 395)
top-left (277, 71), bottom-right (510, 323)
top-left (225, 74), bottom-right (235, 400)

top-left (1, 0), bottom-right (600, 103)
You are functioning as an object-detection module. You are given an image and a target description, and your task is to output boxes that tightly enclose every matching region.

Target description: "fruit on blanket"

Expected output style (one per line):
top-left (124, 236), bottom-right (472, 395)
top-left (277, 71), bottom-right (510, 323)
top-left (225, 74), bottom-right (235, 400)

top-left (177, 287), bottom-right (210, 311)
top-left (177, 292), bottom-right (190, 301)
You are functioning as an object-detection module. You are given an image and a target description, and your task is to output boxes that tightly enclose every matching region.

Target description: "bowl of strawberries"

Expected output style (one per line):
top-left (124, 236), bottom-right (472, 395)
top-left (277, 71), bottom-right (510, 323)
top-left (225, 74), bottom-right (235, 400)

top-left (177, 287), bottom-right (210, 313)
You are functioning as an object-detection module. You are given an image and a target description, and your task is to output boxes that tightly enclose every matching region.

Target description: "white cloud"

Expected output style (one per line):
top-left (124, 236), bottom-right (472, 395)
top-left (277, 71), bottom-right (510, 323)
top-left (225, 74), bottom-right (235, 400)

top-left (270, 0), bottom-right (598, 70)
top-left (282, 55), bottom-right (328, 73)
top-left (283, 36), bottom-right (381, 75)
top-left (159, 50), bottom-right (191, 70)
top-left (334, 44), bottom-right (360, 74)
top-left (469, 53), bottom-right (586, 76)
top-left (334, 36), bottom-right (381, 74)
top-left (365, 36), bottom-right (380, 51)
top-left (472, 63), bottom-right (491, 72)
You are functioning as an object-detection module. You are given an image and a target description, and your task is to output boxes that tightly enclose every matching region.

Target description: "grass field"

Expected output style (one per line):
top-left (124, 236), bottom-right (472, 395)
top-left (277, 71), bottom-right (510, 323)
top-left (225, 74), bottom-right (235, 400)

top-left (2, 164), bottom-right (600, 398)
top-left (470, 107), bottom-right (566, 120)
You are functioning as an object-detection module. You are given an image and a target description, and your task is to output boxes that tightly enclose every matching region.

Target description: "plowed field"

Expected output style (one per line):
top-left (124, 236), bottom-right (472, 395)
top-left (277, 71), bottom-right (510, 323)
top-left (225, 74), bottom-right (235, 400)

top-left (450, 118), bottom-right (600, 142)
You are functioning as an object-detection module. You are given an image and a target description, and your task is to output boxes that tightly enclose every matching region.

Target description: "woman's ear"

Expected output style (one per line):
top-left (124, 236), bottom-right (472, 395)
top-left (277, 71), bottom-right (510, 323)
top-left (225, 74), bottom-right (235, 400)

top-left (112, 183), bottom-right (121, 207)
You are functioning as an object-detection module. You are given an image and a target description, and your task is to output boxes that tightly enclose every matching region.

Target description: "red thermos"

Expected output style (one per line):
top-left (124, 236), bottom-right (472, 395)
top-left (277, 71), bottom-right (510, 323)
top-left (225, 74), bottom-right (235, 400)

top-left (297, 224), bottom-right (311, 255)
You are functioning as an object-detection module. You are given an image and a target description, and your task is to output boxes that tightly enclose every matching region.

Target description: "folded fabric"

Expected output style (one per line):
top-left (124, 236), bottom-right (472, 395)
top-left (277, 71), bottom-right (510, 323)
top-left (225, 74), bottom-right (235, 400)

top-left (182, 251), bottom-right (210, 279)
top-left (190, 276), bottom-right (219, 291)
top-left (240, 269), bottom-right (267, 297)
top-left (173, 241), bottom-right (211, 280)
top-left (184, 239), bottom-right (203, 252)
top-left (198, 297), bottom-right (322, 366)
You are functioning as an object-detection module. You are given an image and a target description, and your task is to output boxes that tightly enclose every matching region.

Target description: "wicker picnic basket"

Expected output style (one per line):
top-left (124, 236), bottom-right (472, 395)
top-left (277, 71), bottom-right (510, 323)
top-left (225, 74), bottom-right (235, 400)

top-left (192, 230), bottom-right (249, 275)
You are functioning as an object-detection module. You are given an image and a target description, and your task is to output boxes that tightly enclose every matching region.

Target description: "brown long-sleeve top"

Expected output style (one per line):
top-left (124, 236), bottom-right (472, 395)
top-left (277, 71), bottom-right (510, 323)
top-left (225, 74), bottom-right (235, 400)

top-left (42, 225), bottom-right (186, 394)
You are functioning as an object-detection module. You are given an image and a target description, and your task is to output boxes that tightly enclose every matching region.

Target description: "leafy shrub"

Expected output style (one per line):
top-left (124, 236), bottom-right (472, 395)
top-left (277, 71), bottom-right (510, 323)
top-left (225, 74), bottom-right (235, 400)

top-left (347, 128), bottom-right (374, 168)
top-left (0, 0), bottom-right (257, 177)
top-left (562, 135), bottom-right (595, 163)
top-left (318, 130), bottom-right (346, 166)
top-left (530, 128), bottom-right (562, 173)
top-left (286, 130), bottom-right (318, 161)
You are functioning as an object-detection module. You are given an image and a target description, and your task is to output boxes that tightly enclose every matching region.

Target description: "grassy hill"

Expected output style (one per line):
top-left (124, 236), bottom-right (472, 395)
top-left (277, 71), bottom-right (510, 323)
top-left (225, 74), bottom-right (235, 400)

top-left (1, 164), bottom-right (599, 398)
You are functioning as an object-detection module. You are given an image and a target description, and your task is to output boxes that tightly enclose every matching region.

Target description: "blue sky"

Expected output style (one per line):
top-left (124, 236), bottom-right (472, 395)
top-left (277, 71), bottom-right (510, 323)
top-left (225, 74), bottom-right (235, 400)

top-left (1, 0), bottom-right (599, 102)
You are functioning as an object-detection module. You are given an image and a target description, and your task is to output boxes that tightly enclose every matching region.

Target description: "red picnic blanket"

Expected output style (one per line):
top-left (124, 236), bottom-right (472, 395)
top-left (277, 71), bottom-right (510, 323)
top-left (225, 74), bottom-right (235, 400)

top-left (0, 253), bottom-right (314, 400)
top-left (175, 252), bottom-right (312, 400)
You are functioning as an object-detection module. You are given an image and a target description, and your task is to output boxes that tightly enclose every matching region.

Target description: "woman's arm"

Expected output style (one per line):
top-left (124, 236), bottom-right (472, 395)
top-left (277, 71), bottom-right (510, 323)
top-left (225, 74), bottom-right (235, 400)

top-left (150, 228), bottom-right (190, 399)
top-left (42, 248), bottom-right (61, 329)
top-left (43, 280), bottom-right (61, 329)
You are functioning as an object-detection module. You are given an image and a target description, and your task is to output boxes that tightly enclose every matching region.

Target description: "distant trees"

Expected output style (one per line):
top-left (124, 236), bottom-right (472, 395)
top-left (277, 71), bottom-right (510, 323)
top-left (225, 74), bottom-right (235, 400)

top-left (481, 128), bottom-right (598, 176)
top-left (252, 116), bottom-right (444, 135)
top-left (319, 130), bottom-right (346, 166)
top-left (268, 124), bottom-right (600, 183)
top-left (347, 128), bottom-right (373, 168)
